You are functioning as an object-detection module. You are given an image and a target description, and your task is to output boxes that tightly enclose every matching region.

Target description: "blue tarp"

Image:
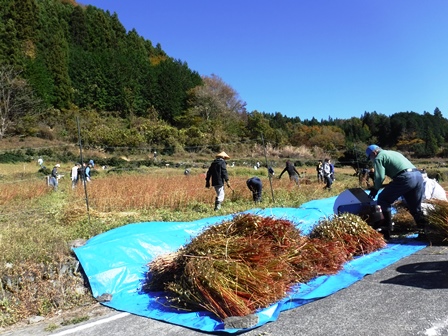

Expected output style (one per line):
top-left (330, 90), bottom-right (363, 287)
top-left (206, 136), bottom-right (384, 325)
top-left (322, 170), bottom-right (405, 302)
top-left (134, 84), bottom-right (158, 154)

top-left (73, 196), bottom-right (426, 333)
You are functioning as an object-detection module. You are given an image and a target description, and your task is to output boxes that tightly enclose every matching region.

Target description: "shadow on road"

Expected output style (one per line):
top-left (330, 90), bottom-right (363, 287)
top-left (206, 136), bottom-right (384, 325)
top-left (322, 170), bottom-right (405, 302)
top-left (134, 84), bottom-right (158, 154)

top-left (381, 261), bottom-right (448, 289)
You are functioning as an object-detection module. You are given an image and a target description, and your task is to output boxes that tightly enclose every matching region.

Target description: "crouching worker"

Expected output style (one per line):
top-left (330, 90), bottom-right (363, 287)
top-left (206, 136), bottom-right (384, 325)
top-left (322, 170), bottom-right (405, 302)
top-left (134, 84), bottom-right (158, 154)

top-left (419, 170), bottom-right (447, 215)
top-left (246, 177), bottom-right (262, 203)
top-left (205, 151), bottom-right (231, 211)
top-left (366, 144), bottom-right (425, 238)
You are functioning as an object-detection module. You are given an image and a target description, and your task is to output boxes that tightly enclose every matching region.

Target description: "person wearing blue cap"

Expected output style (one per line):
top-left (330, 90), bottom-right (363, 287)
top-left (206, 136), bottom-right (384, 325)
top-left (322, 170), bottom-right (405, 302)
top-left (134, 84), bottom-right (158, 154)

top-left (366, 144), bottom-right (425, 238)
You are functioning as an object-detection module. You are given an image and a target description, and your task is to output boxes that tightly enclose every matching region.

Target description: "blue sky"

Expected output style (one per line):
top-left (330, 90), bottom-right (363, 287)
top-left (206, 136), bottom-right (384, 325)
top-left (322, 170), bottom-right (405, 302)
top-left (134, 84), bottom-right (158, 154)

top-left (81, 0), bottom-right (448, 120)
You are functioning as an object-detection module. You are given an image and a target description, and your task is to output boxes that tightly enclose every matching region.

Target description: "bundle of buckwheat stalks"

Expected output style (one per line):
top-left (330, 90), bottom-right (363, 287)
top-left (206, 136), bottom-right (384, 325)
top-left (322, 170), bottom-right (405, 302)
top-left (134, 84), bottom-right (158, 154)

top-left (144, 213), bottom-right (386, 320)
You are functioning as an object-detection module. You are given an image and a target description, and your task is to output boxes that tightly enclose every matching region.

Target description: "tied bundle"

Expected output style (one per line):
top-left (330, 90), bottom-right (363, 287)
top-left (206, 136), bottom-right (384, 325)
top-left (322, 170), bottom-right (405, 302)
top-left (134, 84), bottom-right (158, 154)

top-left (424, 199), bottom-right (448, 242)
top-left (143, 213), bottom-right (385, 320)
top-left (309, 212), bottom-right (387, 257)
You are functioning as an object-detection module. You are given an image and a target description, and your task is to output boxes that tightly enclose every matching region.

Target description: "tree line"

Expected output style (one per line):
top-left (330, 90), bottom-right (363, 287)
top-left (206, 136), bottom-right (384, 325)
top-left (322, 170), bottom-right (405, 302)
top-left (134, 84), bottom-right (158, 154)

top-left (1, 0), bottom-right (448, 159)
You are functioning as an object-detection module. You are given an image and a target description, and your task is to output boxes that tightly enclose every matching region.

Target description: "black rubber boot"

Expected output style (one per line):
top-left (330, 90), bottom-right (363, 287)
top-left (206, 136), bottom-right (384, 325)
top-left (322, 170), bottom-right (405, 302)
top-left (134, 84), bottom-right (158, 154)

top-left (413, 211), bottom-right (429, 240)
top-left (382, 210), bottom-right (395, 233)
top-left (214, 198), bottom-right (221, 211)
top-left (374, 210), bottom-right (393, 239)
top-left (414, 211), bottom-right (428, 230)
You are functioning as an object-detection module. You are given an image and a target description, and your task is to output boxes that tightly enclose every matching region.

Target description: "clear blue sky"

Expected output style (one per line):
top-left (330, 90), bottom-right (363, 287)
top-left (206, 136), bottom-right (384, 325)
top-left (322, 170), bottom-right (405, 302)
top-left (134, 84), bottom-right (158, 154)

top-left (81, 0), bottom-right (448, 120)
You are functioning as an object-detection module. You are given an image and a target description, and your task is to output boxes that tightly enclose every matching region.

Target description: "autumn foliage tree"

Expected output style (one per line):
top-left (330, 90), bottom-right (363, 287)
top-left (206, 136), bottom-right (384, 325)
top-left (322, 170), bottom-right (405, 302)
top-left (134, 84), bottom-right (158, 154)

top-left (0, 65), bottom-right (40, 139)
top-left (182, 74), bottom-right (247, 144)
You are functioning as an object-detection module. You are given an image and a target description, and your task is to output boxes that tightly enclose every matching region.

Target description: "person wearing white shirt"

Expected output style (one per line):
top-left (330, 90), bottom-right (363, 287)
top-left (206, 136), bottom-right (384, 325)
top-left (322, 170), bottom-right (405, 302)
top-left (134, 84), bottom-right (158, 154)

top-left (422, 172), bottom-right (447, 201)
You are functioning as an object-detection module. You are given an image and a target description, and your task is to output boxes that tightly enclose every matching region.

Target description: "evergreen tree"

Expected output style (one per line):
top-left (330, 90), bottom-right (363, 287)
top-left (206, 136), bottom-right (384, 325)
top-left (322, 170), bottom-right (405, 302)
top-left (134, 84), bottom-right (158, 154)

top-left (424, 127), bottom-right (438, 157)
top-left (154, 58), bottom-right (202, 124)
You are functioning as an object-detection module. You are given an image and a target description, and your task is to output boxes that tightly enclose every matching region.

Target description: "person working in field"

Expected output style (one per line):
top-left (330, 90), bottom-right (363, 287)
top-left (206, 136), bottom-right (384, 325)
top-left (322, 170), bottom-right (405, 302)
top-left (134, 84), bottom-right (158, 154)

top-left (205, 151), bottom-right (232, 211)
top-left (366, 144), bottom-right (425, 238)
top-left (359, 167), bottom-right (375, 188)
top-left (418, 169), bottom-right (447, 214)
top-left (278, 160), bottom-right (301, 186)
top-left (246, 176), bottom-right (263, 203)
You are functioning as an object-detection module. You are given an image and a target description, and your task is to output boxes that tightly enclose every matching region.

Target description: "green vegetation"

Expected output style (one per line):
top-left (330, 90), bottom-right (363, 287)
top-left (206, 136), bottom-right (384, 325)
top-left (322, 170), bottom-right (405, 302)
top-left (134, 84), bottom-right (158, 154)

top-left (1, 0), bottom-right (448, 330)
top-left (0, 0), bottom-right (448, 157)
top-left (0, 143), bottom-right (447, 328)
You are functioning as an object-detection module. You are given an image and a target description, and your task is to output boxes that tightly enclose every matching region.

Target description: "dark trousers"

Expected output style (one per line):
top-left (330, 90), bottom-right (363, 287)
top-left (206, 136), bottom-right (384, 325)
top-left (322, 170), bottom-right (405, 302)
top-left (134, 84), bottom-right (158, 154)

top-left (324, 174), bottom-right (333, 189)
top-left (377, 170), bottom-right (424, 222)
top-left (247, 177), bottom-right (263, 202)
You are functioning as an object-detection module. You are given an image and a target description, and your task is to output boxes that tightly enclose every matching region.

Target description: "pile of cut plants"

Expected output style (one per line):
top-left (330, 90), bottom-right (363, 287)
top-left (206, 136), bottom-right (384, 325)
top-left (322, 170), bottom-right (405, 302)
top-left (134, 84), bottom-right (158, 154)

top-left (143, 213), bottom-right (386, 320)
top-left (391, 199), bottom-right (448, 243)
top-left (424, 199), bottom-right (448, 243)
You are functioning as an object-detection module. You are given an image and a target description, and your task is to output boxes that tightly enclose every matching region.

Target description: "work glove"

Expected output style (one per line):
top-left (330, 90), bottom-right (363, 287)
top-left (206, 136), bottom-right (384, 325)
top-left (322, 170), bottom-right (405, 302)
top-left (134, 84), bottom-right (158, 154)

top-left (368, 188), bottom-right (378, 199)
top-left (226, 181), bottom-right (231, 188)
top-left (205, 181), bottom-right (210, 189)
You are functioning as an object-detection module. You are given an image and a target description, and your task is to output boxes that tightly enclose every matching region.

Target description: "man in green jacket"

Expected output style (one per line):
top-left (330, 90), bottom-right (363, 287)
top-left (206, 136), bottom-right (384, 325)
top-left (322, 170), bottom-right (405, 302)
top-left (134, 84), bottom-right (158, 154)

top-left (366, 144), bottom-right (425, 237)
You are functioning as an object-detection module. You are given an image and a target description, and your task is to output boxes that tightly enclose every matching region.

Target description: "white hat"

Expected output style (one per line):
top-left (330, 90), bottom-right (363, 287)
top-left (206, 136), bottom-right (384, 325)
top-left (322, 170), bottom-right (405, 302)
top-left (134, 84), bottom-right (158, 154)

top-left (216, 151), bottom-right (230, 159)
top-left (55, 164), bottom-right (60, 167)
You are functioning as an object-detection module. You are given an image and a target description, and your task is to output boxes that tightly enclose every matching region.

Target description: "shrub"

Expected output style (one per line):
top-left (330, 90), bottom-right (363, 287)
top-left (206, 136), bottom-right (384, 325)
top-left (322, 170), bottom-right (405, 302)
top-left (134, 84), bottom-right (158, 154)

top-left (0, 150), bottom-right (30, 163)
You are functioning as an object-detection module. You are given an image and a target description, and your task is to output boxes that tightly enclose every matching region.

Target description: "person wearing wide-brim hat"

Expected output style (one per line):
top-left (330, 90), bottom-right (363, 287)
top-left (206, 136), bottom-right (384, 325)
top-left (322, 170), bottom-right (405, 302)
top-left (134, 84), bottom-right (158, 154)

top-left (205, 151), bottom-right (231, 210)
top-left (215, 151), bottom-right (230, 159)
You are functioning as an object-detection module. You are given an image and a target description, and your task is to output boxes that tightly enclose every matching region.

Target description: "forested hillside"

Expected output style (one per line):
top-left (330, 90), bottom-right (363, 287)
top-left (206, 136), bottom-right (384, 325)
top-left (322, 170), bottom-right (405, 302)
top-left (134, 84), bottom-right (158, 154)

top-left (1, 0), bottom-right (448, 159)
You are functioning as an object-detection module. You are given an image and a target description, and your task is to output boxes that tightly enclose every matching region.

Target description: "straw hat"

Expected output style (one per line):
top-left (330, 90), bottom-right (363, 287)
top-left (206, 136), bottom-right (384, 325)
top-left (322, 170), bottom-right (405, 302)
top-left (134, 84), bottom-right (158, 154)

top-left (216, 151), bottom-right (230, 159)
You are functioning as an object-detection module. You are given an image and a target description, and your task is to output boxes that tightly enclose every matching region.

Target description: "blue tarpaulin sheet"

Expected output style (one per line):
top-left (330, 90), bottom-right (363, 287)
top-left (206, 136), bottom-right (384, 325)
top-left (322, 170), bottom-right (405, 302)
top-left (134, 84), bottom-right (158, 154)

top-left (73, 196), bottom-right (426, 333)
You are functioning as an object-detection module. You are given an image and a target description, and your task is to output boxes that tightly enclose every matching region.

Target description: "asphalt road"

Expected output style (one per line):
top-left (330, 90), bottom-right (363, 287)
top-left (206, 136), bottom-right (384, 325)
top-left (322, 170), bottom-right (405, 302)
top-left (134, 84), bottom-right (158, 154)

top-left (2, 244), bottom-right (448, 336)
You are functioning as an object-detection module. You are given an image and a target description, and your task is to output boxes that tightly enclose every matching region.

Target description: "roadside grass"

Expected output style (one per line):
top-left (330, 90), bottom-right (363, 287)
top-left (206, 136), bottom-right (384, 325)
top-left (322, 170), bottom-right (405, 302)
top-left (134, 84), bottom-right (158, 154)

top-left (0, 163), bottom-right (442, 328)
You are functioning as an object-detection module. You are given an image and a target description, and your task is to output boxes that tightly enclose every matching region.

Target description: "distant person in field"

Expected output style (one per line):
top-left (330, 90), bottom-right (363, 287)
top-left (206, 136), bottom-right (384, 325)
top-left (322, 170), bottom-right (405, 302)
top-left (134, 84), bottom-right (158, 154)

top-left (278, 160), bottom-right (301, 185)
top-left (359, 167), bottom-right (374, 188)
top-left (71, 163), bottom-right (81, 189)
top-left (205, 151), bottom-right (231, 211)
top-left (246, 177), bottom-right (263, 203)
top-left (329, 159), bottom-right (335, 181)
top-left (85, 162), bottom-right (92, 182)
top-left (322, 158), bottom-right (333, 190)
top-left (49, 164), bottom-right (60, 191)
top-left (316, 160), bottom-right (324, 183)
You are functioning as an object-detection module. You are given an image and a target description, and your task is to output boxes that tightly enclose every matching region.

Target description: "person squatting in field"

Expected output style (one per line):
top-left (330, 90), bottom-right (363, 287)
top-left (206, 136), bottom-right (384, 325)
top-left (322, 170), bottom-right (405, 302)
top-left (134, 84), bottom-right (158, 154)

top-left (205, 151), bottom-right (231, 211)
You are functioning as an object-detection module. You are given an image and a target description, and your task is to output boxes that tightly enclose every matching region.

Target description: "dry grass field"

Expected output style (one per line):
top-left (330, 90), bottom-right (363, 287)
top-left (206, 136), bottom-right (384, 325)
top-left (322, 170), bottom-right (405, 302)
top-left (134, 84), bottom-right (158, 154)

top-left (1, 145), bottom-right (447, 329)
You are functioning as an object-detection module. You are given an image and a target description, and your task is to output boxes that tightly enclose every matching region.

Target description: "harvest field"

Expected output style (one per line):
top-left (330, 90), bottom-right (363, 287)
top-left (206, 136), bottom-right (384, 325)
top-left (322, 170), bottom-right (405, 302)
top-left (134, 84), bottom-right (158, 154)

top-left (0, 158), bottom-right (447, 328)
